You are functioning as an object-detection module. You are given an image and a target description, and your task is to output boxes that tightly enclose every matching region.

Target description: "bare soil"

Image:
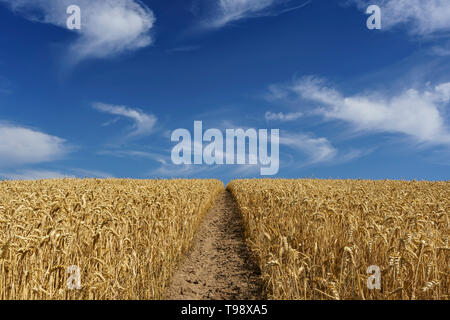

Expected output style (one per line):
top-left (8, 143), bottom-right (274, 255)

top-left (166, 190), bottom-right (264, 300)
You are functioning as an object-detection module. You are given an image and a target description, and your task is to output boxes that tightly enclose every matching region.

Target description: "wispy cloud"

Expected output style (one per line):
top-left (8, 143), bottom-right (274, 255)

top-left (0, 0), bottom-right (155, 63)
top-left (0, 168), bottom-right (113, 180)
top-left (431, 43), bottom-right (450, 56)
top-left (150, 163), bottom-right (219, 177)
top-left (166, 45), bottom-right (201, 54)
top-left (0, 170), bottom-right (73, 180)
top-left (265, 111), bottom-right (303, 121)
top-left (211, 0), bottom-right (275, 28)
top-left (280, 131), bottom-right (373, 167)
top-left (275, 76), bottom-right (450, 146)
top-left (93, 102), bottom-right (157, 138)
top-left (204, 0), bottom-right (310, 29)
top-left (280, 132), bottom-right (337, 164)
top-left (150, 160), bottom-right (263, 178)
top-left (350, 0), bottom-right (450, 37)
top-left (98, 149), bottom-right (167, 165)
top-left (0, 123), bottom-right (71, 167)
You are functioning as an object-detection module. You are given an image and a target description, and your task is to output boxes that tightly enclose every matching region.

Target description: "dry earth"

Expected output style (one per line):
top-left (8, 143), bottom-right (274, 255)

top-left (166, 190), bottom-right (264, 300)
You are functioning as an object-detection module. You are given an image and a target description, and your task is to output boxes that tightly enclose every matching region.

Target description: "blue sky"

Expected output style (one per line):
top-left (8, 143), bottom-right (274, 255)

top-left (0, 0), bottom-right (449, 182)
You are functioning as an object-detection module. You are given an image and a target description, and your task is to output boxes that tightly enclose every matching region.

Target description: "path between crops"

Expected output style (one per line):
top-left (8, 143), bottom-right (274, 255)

top-left (166, 190), bottom-right (264, 300)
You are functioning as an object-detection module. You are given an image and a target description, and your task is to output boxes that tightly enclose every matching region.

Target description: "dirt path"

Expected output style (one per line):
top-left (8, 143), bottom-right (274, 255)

top-left (166, 190), bottom-right (264, 300)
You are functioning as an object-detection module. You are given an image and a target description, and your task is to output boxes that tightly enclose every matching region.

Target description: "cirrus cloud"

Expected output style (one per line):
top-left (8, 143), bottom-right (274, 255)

top-left (0, 168), bottom-right (114, 180)
top-left (350, 0), bottom-right (450, 37)
top-left (203, 0), bottom-right (310, 29)
top-left (280, 76), bottom-right (450, 145)
top-left (93, 102), bottom-right (158, 138)
top-left (0, 0), bottom-right (156, 62)
top-left (265, 111), bottom-right (303, 121)
top-left (280, 132), bottom-right (338, 164)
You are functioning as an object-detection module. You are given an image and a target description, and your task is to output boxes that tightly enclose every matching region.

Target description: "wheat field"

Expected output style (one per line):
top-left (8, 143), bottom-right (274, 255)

top-left (0, 178), bottom-right (223, 300)
top-left (1, 177), bottom-right (448, 300)
top-left (227, 179), bottom-right (449, 300)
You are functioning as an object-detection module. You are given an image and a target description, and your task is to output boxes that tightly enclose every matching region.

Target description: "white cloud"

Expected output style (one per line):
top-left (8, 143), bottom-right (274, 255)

top-left (279, 131), bottom-right (372, 166)
top-left (98, 149), bottom-right (167, 165)
top-left (0, 170), bottom-right (73, 180)
top-left (431, 45), bottom-right (450, 57)
top-left (205, 0), bottom-right (310, 28)
top-left (0, 0), bottom-right (155, 62)
top-left (429, 39), bottom-right (450, 57)
top-left (351, 0), bottom-right (450, 36)
top-left (289, 77), bottom-right (450, 145)
top-left (0, 168), bottom-right (113, 180)
top-left (265, 111), bottom-right (303, 121)
top-left (93, 102), bottom-right (157, 138)
top-left (166, 45), bottom-right (201, 54)
top-left (151, 161), bottom-right (263, 178)
top-left (212, 0), bottom-right (275, 27)
top-left (150, 163), bottom-right (218, 177)
top-left (0, 123), bottom-right (70, 167)
top-left (280, 132), bottom-right (338, 164)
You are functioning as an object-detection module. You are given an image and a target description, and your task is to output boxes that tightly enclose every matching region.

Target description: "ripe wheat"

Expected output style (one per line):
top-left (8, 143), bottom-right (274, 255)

top-left (227, 179), bottom-right (449, 300)
top-left (0, 178), bottom-right (223, 300)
